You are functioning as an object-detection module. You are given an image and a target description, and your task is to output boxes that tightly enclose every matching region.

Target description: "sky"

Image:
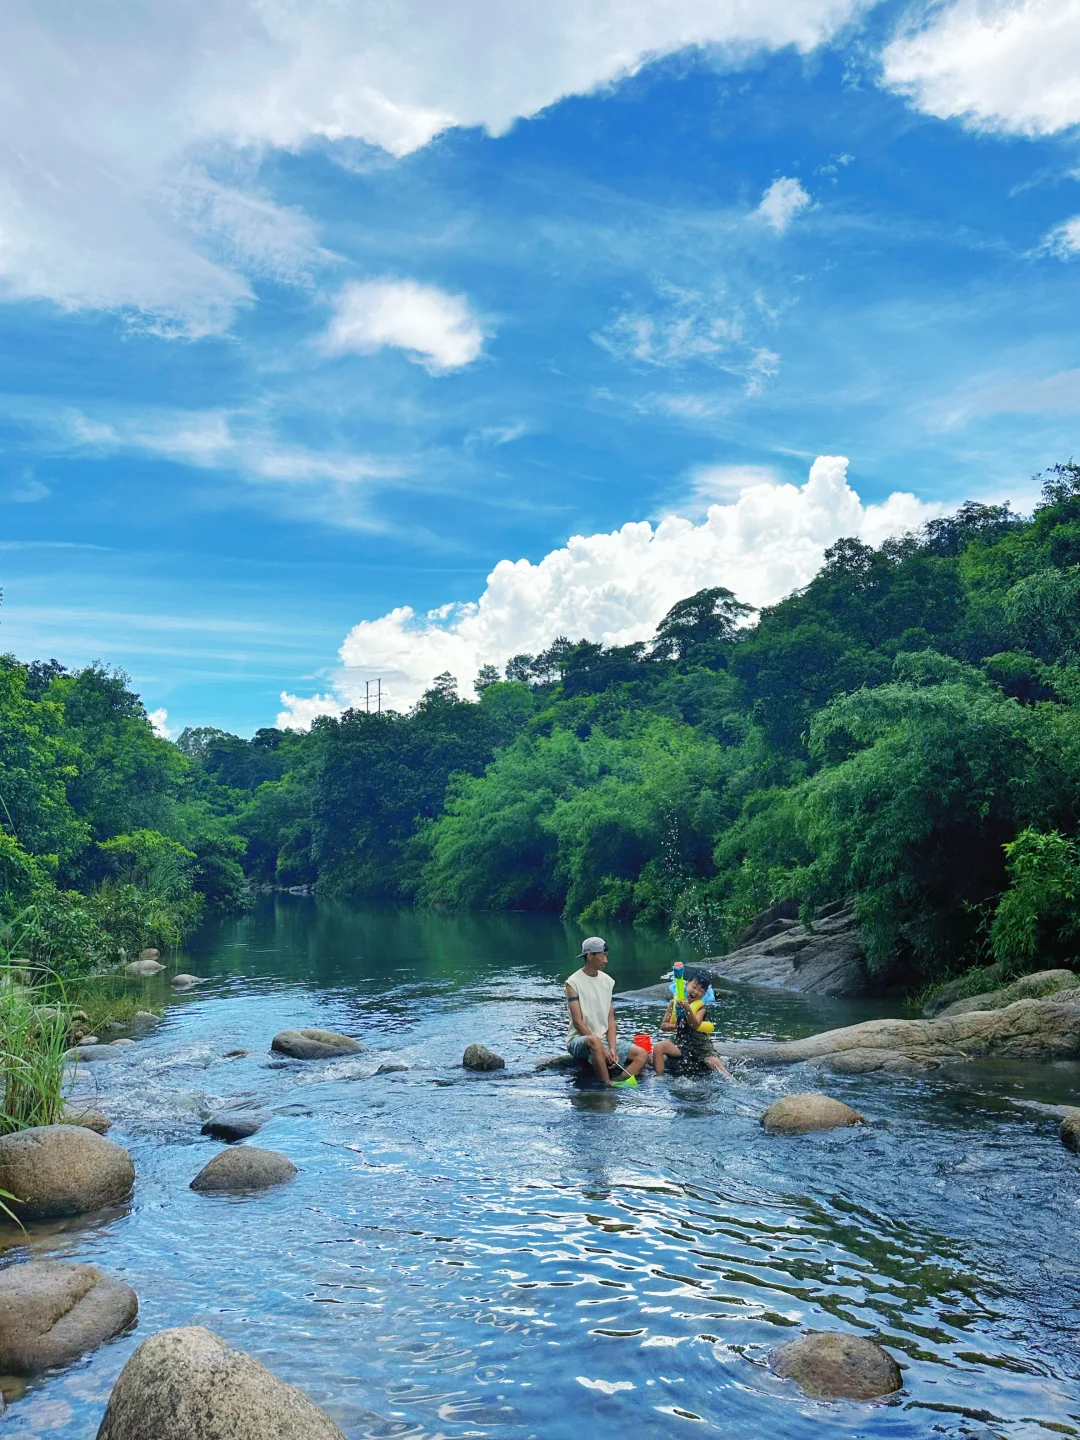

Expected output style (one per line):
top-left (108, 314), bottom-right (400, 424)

top-left (0, 0), bottom-right (1078, 736)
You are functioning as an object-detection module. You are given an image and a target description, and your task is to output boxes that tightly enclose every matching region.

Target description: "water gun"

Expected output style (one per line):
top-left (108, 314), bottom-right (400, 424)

top-left (672, 960), bottom-right (686, 1019)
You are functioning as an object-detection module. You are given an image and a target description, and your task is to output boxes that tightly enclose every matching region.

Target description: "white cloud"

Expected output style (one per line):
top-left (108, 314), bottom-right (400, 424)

top-left (147, 707), bottom-right (173, 738)
top-left (1045, 215), bottom-right (1080, 257)
top-left (882, 0), bottom-right (1080, 136)
top-left (0, 0), bottom-right (870, 331)
top-left (276, 692), bottom-right (345, 731)
top-left (277, 455), bottom-right (944, 725)
top-left (324, 279), bottom-right (485, 372)
top-left (7, 469), bottom-right (50, 503)
top-left (754, 177), bottom-right (812, 232)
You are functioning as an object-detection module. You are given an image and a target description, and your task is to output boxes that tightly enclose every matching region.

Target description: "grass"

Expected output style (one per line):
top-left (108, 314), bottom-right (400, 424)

top-left (0, 966), bottom-right (71, 1135)
top-left (62, 974), bottom-right (163, 1036)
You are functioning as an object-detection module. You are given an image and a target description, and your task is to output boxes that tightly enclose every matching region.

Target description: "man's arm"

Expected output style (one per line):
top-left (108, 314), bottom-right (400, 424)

top-left (567, 995), bottom-right (591, 1036)
top-left (605, 1003), bottom-right (618, 1059)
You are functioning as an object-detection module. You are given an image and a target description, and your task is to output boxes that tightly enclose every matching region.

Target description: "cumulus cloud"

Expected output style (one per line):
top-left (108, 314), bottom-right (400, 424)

top-left (754, 177), bottom-right (812, 232)
top-left (0, 0), bottom-right (870, 331)
top-left (882, 0), bottom-right (1080, 136)
top-left (147, 708), bottom-right (173, 738)
top-left (278, 455), bottom-right (944, 725)
top-left (324, 279), bottom-right (485, 371)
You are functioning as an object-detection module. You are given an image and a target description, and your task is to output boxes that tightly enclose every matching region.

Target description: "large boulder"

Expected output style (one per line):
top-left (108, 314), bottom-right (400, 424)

top-left (171, 974), bottom-right (202, 988)
top-left (0, 1260), bottom-right (138, 1372)
top-left (1061, 1110), bottom-right (1080, 1154)
top-left (270, 1028), bottom-right (364, 1059)
top-left (937, 968), bottom-right (1079, 1017)
top-left (125, 958), bottom-right (165, 977)
top-left (0, 1125), bottom-right (134, 1219)
top-left (463, 1044), bottom-right (505, 1071)
top-left (769, 1331), bottom-right (902, 1400)
top-left (724, 994), bottom-right (1080, 1070)
top-left (190, 1146), bottom-right (296, 1193)
top-left (201, 1110), bottom-right (269, 1142)
top-left (60, 1105), bottom-right (112, 1133)
top-left (95, 1326), bottom-right (345, 1440)
top-left (699, 902), bottom-right (872, 996)
top-left (762, 1093), bottom-right (866, 1135)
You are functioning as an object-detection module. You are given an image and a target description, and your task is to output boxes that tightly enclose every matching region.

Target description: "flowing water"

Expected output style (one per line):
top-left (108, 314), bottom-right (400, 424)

top-left (3, 900), bottom-right (1080, 1439)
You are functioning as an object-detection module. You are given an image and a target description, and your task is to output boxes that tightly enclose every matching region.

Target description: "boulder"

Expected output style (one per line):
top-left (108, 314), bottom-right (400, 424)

top-left (60, 1106), bottom-right (112, 1134)
top-left (132, 1010), bottom-right (159, 1026)
top-left (0, 1126), bottom-right (134, 1219)
top-left (80, 1034), bottom-right (100, 1046)
top-left (139, 948), bottom-right (160, 960)
top-left (0, 1260), bottom-right (138, 1373)
top-left (769, 1331), bottom-right (902, 1400)
top-left (762, 1093), bottom-right (866, 1135)
top-left (463, 1044), bottom-right (505, 1071)
top-left (125, 959), bottom-right (164, 977)
top-left (171, 974), bottom-right (202, 988)
top-left (535, 1051), bottom-right (577, 1071)
top-left (700, 901), bottom-right (872, 997)
top-left (190, 1147), bottom-right (296, 1193)
top-left (95, 1326), bottom-right (344, 1440)
top-left (1061, 1109), bottom-right (1080, 1154)
top-left (111, 1038), bottom-right (135, 1047)
top-left (723, 994), bottom-right (1080, 1069)
top-left (923, 965), bottom-right (1004, 1016)
top-left (224, 1048), bottom-right (250, 1059)
top-left (201, 1110), bottom-right (270, 1142)
top-left (937, 968), bottom-right (1079, 1017)
top-left (374, 1059), bottom-right (408, 1074)
top-left (819, 1048), bottom-right (938, 1075)
top-left (69, 1043), bottom-right (128, 1062)
top-left (270, 1028), bottom-right (364, 1059)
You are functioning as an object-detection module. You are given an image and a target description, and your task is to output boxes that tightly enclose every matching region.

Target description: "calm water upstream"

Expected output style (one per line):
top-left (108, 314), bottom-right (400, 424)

top-left (3, 899), bottom-right (1080, 1440)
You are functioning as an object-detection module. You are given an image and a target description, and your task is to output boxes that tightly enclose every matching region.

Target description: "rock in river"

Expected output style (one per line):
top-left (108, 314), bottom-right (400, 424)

top-left (270, 1028), bottom-right (364, 1059)
top-left (190, 1146), bottom-right (296, 1192)
top-left (171, 973), bottom-right (202, 988)
top-left (68, 1043), bottom-right (128, 1063)
top-left (761, 1093), bottom-right (866, 1135)
top-left (1061, 1109), bottom-right (1080, 1154)
top-left (702, 901), bottom-right (872, 996)
top-left (125, 958), bottom-right (165, 977)
top-left (0, 1125), bottom-right (135, 1219)
top-left (463, 1044), bottom-right (505, 1071)
top-left (769, 1331), bottom-right (902, 1400)
top-left (201, 1110), bottom-right (270, 1142)
top-left (95, 1326), bottom-right (345, 1440)
top-left (60, 1105), bottom-right (112, 1134)
top-left (0, 1260), bottom-right (138, 1373)
top-left (937, 968), bottom-right (1079, 1018)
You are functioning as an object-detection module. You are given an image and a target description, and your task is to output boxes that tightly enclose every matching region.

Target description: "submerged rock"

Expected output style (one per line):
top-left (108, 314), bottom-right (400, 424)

top-left (761, 1093), bottom-right (866, 1135)
top-left (700, 901), bottom-right (872, 997)
top-left (95, 1326), bottom-right (345, 1440)
top-left (535, 1051), bottom-right (577, 1071)
top-left (725, 994), bottom-right (1080, 1069)
top-left (201, 1110), bottom-right (269, 1142)
top-left (374, 1059), bottom-right (409, 1074)
top-left (0, 1125), bottom-right (135, 1219)
top-left (769, 1331), bottom-right (902, 1400)
top-left (69, 1043), bottom-right (128, 1062)
top-left (60, 1105), bottom-right (112, 1134)
top-left (171, 974), bottom-right (202, 988)
top-left (125, 958), bottom-right (165, 977)
top-left (190, 1146), bottom-right (296, 1192)
top-left (271, 1028), bottom-right (364, 1059)
top-left (463, 1044), bottom-right (505, 1071)
top-left (0, 1260), bottom-right (138, 1373)
top-left (937, 968), bottom-right (1079, 1018)
top-left (1061, 1110), bottom-right (1080, 1153)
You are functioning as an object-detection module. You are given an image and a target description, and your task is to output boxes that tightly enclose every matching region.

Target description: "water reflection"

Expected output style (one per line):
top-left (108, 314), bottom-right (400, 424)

top-left (1, 900), bottom-right (1078, 1440)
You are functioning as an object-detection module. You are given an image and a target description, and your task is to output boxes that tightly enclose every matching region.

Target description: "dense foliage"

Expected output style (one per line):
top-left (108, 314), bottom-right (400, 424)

top-left (8, 461), bottom-right (1080, 990)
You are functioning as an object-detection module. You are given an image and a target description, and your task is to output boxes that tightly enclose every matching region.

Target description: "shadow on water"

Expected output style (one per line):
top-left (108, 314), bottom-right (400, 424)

top-left (3, 899), bottom-right (1079, 1440)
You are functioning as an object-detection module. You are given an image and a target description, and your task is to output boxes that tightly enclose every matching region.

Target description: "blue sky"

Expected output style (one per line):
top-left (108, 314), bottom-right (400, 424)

top-left (1, 0), bottom-right (1078, 734)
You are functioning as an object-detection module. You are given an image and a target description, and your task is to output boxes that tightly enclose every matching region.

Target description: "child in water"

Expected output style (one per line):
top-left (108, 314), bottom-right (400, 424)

top-left (652, 970), bottom-right (731, 1077)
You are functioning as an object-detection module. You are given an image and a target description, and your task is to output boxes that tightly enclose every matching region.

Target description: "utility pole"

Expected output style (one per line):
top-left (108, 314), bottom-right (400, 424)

top-left (364, 679), bottom-right (382, 714)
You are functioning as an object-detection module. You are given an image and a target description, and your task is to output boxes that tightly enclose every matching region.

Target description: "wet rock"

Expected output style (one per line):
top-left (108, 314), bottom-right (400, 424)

top-left (535, 1051), bottom-right (576, 1071)
top-left (0, 1125), bottom-right (135, 1219)
top-left (769, 1331), bottom-right (902, 1400)
top-left (69, 1043), bottom-right (128, 1062)
top-left (271, 1028), bottom-right (364, 1059)
top-left (761, 1093), bottom-right (866, 1135)
top-left (463, 1044), bottom-right (505, 1071)
top-left (201, 1110), bottom-right (270, 1142)
top-left (125, 959), bottom-right (165, 977)
top-left (60, 1106), bottom-right (112, 1134)
top-left (111, 1038), bottom-right (135, 1046)
top-left (139, 948), bottom-right (160, 960)
top-left (818, 1048), bottom-right (938, 1075)
top-left (374, 1059), bottom-right (408, 1074)
top-left (0, 1260), bottom-right (137, 1373)
top-left (224, 1048), bottom-right (250, 1059)
top-left (171, 974), bottom-right (202, 988)
top-left (80, 1034), bottom-right (99, 1046)
top-left (700, 901), bottom-right (872, 997)
top-left (95, 1325), bottom-right (345, 1440)
top-left (724, 995), bottom-right (1080, 1069)
top-left (190, 1146), bottom-right (296, 1192)
top-left (937, 968), bottom-right (1079, 1018)
top-left (1061, 1109), bottom-right (1080, 1153)
top-left (133, 1010), bottom-right (159, 1026)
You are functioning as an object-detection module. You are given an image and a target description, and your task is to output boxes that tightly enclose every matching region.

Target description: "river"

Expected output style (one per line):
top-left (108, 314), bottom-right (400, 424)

top-left (3, 899), bottom-right (1079, 1439)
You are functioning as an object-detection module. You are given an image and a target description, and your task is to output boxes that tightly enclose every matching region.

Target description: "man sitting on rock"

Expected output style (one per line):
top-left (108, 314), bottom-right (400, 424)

top-left (565, 937), bottom-right (648, 1087)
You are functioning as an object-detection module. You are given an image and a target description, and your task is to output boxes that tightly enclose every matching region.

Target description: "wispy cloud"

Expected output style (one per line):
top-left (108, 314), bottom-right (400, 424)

top-left (323, 279), bottom-right (486, 372)
top-left (754, 177), bottom-right (812, 232)
top-left (1044, 215), bottom-right (1080, 258)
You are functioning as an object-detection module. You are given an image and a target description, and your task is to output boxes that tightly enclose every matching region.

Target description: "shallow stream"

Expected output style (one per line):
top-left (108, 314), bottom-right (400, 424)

top-left (3, 900), bottom-right (1079, 1439)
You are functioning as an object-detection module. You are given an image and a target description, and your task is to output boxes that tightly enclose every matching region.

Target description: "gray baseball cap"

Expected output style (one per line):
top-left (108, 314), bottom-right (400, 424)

top-left (579, 936), bottom-right (607, 956)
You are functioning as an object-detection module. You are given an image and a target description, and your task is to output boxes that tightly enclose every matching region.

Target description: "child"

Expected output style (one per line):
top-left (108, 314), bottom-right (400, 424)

top-left (652, 970), bottom-right (730, 1077)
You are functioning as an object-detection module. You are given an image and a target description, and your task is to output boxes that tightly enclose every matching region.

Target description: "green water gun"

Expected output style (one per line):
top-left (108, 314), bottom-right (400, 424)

top-left (672, 959), bottom-right (686, 1019)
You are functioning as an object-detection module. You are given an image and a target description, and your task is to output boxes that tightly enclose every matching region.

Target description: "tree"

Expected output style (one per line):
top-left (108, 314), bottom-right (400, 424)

top-left (652, 587), bottom-right (755, 660)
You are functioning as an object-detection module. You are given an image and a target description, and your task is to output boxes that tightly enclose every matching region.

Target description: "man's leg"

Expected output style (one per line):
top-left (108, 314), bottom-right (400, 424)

top-left (584, 1033), bottom-right (611, 1083)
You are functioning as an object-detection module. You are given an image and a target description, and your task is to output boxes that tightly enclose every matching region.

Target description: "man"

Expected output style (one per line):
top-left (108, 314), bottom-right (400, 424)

top-left (565, 936), bottom-right (648, 1086)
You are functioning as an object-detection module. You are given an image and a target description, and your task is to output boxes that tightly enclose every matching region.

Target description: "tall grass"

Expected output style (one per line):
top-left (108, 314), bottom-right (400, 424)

top-left (0, 965), bottom-right (71, 1134)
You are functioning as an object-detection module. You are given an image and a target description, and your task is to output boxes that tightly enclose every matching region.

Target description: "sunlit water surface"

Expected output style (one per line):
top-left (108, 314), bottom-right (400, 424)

top-left (3, 900), bottom-right (1079, 1439)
